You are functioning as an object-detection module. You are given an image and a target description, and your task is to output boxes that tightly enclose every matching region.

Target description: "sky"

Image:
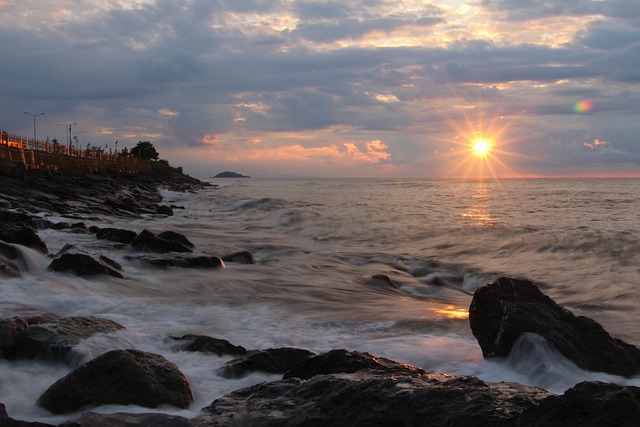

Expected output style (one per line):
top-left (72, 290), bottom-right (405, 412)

top-left (1, 0), bottom-right (640, 179)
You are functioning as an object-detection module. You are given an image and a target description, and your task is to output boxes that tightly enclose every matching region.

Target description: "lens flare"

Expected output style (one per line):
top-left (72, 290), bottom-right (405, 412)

top-left (573, 99), bottom-right (593, 113)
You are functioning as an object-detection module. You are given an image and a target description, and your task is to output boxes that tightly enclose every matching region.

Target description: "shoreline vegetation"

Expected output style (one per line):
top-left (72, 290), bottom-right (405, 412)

top-left (1, 168), bottom-right (639, 426)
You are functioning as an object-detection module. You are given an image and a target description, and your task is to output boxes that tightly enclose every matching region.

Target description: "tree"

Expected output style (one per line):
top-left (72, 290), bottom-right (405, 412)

top-left (130, 141), bottom-right (159, 160)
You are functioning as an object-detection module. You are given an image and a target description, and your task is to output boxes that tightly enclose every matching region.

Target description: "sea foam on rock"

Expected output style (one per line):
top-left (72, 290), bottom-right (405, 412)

top-left (469, 277), bottom-right (640, 378)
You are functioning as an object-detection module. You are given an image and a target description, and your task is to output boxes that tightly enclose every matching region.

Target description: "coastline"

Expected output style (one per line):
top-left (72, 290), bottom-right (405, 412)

top-left (0, 171), bottom-right (639, 426)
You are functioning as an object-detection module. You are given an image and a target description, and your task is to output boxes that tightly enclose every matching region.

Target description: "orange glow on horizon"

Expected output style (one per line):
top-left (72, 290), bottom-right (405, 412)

top-left (427, 306), bottom-right (469, 319)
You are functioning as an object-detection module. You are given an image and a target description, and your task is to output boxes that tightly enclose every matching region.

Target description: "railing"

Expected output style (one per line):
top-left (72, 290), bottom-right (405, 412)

top-left (0, 130), bottom-right (152, 174)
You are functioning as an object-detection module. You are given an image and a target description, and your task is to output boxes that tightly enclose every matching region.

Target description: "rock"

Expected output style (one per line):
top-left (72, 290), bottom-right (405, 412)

top-left (18, 316), bottom-right (125, 363)
top-left (469, 277), bottom-right (640, 378)
top-left (158, 231), bottom-right (194, 248)
top-left (0, 303), bottom-right (59, 360)
top-left (0, 211), bottom-right (48, 254)
top-left (37, 349), bottom-right (193, 414)
top-left (198, 362), bottom-right (550, 426)
top-left (48, 253), bottom-right (124, 278)
top-left (156, 205), bottom-right (174, 216)
top-left (517, 381), bottom-right (640, 426)
top-left (131, 230), bottom-right (193, 253)
top-left (142, 255), bottom-right (224, 269)
top-left (283, 348), bottom-right (397, 380)
top-left (95, 227), bottom-right (138, 244)
top-left (59, 412), bottom-right (198, 427)
top-left (170, 334), bottom-right (248, 356)
top-left (0, 402), bottom-right (54, 426)
top-left (221, 250), bottom-right (255, 264)
top-left (219, 347), bottom-right (315, 379)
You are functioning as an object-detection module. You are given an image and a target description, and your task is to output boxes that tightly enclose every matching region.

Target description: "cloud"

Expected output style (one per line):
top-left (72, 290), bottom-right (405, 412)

top-left (1, 0), bottom-right (640, 178)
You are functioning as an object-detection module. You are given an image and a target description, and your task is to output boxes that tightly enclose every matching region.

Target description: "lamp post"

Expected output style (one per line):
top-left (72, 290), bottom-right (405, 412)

top-left (57, 122), bottom-right (77, 153)
top-left (25, 111), bottom-right (45, 144)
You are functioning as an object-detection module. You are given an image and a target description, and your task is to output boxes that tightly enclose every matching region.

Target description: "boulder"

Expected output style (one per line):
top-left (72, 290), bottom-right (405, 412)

top-left (284, 348), bottom-right (397, 380)
top-left (131, 230), bottom-right (193, 253)
top-left (0, 223), bottom-right (48, 254)
top-left (221, 250), bottom-right (255, 264)
top-left (18, 316), bottom-right (125, 363)
top-left (469, 277), bottom-right (640, 378)
top-left (517, 381), bottom-right (640, 426)
top-left (156, 205), bottom-right (174, 216)
top-left (95, 227), bottom-right (138, 244)
top-left (37, 349), bottom-right (193, 414)
top-left (170, 334), bottom-right (248, 356)
top-left (59, 412), bottom-right (197, 427)
top-left (158, 231), bottom-right (194, 248)
top-left (48, 253), bottom-right (124, 278)
top-left (220, 347), bottom-right (315, 379)
top-left (198, 363), bottom-right (550, 426)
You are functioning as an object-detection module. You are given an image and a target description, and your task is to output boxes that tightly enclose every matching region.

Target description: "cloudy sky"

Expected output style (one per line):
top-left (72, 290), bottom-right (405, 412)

top-left (2, 0), bottom-right (639, 178)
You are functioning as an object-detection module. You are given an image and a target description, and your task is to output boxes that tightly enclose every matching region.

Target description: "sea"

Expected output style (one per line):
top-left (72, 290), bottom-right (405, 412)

top-left (1, 177), bottom-right (639, 424)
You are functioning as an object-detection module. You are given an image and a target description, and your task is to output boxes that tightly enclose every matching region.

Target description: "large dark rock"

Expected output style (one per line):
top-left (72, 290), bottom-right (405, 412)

top-left (220, 347), bottom-right (315, 379)
top-left (198, 362), bottom-right (550, 426)
top-left (469, 277), bottom-right (640, 378)
top-left (517, 381), bottom-right (640, 426)
top-left (284, 348), bottom-right (397, 380)
top-left (48, 253), bottom-right (124, 278)
top-left (95, 227), bottom-right (138, 244)
top-left (131, 230), bottom-right (193, 253)
top-left (0, 221), bottom-right (48, 254)
top-left (0, 303), bottom-right (59, 360)
top-left (171, 334), bottom-right (248, 356)
top-left (18, 316), bottom-right (125, 363)
top-left (60, 412), bottom-right (197, 427)
top-left (38, 349), bottom-right (193, 414)
top-left (0, 402), bottom-right (54, 426)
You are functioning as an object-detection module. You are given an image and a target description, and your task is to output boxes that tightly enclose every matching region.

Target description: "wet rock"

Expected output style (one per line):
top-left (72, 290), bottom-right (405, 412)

top-left (219, 347), bottom-right (315, 379)
top-left (18, 316), bottom-right (125, 363)
top-left (198, 363), bottom-right (550, 426)
top-left (0, 303), bottom-right (59, 360)
top-left (284, 349), bottom-right (398, 380)
top-left (156, 205), bottom-right (174, 216)
top-left (131, 229), bottom-right (193, 253)
top-left (0, 402), bottom-right (54, 426)
top-left (517, 381), bottom-right (640, 426)
top-left (221, 250), bottom-right (255, 264)
top-left (0, 221), bottom-right (48, 254)
top-left (171, 334), bottom-right (248, 356)
top-left (38, 349), bottom-right (193, 414)
top-left (142, 255), bottom-right (224, 269)
top-left (48, 253), bottom-right (124, 278)
top-left (158, 231), bottom-right (194, 248)
top-left (469, 277), bottom-right (640, 378)
top-left (95, 227), bottom-right (138, 244)
top-left (59, 412), bottom-right (197, 427)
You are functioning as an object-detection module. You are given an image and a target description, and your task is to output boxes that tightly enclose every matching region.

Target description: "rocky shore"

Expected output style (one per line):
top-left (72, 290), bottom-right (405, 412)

top-left (1, 171), bottom-right (639, 426)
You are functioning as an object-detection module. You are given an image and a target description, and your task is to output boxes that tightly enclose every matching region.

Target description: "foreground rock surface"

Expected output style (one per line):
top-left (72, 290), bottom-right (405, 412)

top-left (469, 277), bottom-right (640, 378)
top-left (38, 349), bottom-right (193, 414)
top-left (198, 359), bottom-right (550, 426)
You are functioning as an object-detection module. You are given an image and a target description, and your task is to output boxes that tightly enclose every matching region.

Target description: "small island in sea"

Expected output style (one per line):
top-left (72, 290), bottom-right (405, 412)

top-left (212, 171), bottom-right (251, 178)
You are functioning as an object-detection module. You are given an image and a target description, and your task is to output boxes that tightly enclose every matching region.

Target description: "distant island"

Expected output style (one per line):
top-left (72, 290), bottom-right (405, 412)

top-left (212, 171), bottom-right (251, 178)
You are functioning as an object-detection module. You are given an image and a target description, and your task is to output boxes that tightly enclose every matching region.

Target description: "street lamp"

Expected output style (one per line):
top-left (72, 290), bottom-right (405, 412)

top-left (25, 111), bottom-right (45, 144)
top-left (57, 122), bottom-right (77, 151)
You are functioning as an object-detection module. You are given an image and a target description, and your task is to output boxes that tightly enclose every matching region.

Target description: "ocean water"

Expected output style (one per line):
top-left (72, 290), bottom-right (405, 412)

top-left (1, 178), bottom-right (639, 423)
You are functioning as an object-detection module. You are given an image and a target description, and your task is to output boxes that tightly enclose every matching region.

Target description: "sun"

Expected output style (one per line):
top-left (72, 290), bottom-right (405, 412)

top-left (473, 140), bottom-right (491, 155)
